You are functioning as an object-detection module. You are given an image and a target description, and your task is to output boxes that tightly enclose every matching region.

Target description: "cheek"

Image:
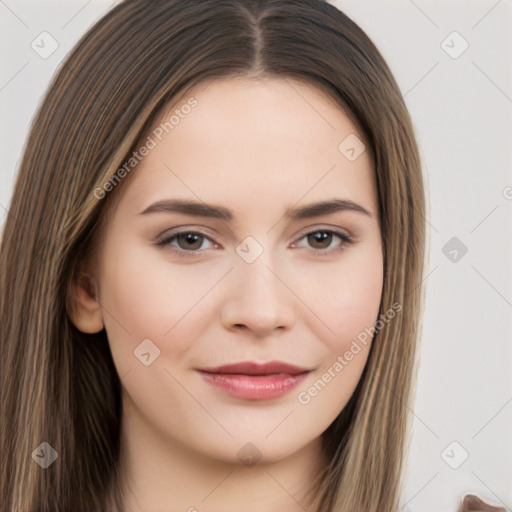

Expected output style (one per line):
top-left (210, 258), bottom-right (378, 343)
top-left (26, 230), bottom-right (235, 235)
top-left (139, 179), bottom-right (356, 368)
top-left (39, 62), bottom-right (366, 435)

top-left (327, 256), bottom-right (383, 340)
top-left (293, 243), bottom-right (383, 411)
top-left (297, 239), bottom-right (384, 348)
top-left (97, 243), bottom-right (227, 373)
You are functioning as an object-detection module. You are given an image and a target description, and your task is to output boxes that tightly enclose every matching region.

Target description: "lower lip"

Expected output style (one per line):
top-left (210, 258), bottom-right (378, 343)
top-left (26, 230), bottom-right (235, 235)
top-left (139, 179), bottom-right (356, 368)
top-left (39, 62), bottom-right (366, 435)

top-left (199, 371), bottom-right (310, 400)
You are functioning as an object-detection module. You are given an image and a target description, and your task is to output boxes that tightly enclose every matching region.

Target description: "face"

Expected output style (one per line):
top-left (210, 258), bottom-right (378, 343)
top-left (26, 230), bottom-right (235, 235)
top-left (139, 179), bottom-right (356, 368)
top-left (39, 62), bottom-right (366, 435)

top-left (88, 77), bottom-right (383, 464)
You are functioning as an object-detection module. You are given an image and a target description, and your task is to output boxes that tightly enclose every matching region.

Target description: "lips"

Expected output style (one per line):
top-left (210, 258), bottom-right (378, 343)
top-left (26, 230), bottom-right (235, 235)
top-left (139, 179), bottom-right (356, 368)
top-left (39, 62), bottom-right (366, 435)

top-left (197, 361), bottom-right (311, 400)
top-left (200, 361), bottom-right (309, 376)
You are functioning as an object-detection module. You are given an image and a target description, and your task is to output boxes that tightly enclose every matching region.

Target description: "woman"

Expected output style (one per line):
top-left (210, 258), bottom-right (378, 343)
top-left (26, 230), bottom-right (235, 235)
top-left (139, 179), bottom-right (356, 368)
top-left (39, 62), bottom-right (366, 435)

top-left (0, 1), bottom-right (504, 510)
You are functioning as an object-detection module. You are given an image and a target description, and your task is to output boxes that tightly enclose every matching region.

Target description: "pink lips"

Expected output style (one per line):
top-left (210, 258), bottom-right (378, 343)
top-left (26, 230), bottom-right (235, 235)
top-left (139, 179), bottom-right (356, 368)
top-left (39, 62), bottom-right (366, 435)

top-left (198, 361), bottom-right (311, 400)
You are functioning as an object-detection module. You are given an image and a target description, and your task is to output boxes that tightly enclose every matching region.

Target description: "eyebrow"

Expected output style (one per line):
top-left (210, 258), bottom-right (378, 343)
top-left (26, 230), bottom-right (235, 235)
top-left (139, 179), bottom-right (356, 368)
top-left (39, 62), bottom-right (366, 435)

top-left (139, 198), bottom-right (372, 220)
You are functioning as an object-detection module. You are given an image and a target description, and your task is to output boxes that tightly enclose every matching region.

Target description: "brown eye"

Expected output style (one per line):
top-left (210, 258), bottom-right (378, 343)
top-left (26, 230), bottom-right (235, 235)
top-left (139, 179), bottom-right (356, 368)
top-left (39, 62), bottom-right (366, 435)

top-left (175, 233), bottom-right (205, 250)
top-left (292, 229), bottom-right (352, 255)
top-left (307, 231), bottom-right (333, 249)
top-left (155, 230), bottom-right (215, 254)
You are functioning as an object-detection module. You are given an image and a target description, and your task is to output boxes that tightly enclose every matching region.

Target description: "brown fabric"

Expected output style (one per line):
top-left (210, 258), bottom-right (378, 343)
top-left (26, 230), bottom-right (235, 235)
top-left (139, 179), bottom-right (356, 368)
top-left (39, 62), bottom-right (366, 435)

top-left (461, 494), bottom-right (506, 511)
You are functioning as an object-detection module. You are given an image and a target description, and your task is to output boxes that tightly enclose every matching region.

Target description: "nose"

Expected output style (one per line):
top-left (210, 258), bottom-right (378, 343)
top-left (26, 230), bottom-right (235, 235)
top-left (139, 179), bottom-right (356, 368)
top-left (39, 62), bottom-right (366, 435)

top-left (220, 257), bottom-right (297, 337)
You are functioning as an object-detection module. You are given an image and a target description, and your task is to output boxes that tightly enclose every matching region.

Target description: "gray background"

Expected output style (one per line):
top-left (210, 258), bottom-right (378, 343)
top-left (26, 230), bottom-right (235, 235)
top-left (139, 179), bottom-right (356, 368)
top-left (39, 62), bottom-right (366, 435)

top-left (0, 1), bottom-right (511, 510)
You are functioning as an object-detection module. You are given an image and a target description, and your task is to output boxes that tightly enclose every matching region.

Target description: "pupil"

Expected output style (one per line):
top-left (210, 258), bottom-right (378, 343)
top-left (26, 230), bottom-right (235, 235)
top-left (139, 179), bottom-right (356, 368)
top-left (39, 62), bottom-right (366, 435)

top-left (308, 232), bottom-right (331, 249)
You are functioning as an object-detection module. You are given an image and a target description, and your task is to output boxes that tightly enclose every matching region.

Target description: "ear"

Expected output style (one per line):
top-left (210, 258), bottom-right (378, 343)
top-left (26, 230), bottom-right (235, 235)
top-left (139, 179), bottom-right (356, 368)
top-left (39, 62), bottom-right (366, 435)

top-left (67, 272), bottom-right (105, 334)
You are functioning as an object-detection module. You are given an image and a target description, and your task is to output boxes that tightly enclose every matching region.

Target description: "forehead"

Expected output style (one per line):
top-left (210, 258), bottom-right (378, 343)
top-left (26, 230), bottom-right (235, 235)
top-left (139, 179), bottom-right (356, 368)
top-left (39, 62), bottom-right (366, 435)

top-left (120, 77), bottom-right (377, 217)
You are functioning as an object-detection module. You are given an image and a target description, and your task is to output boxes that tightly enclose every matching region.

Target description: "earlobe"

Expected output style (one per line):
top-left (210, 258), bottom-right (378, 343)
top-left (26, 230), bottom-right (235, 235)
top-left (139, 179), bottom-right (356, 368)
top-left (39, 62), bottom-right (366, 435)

top-left (67, 274), bottom-right (104, 334)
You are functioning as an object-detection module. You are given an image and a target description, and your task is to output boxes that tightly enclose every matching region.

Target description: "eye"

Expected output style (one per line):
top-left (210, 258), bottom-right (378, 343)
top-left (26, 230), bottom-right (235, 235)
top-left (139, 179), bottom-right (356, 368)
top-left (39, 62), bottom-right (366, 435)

top-left (155, 228), bottom-right (353, 257)
top-left (293, 229), bottom-right (353, 254)
top-left (155, 230), bottom-right (215, 256)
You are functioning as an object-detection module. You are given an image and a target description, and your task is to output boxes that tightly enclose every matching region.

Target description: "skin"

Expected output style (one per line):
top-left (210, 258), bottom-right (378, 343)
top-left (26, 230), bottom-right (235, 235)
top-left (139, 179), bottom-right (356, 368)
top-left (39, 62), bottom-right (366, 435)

top-left (71, 76), bottom-right (383, 512)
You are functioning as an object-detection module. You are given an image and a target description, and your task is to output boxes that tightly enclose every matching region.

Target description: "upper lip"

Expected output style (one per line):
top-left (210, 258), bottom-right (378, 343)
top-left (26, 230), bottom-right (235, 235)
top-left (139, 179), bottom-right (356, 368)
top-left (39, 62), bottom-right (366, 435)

top-left (198, 361), bottom-right (310, 376)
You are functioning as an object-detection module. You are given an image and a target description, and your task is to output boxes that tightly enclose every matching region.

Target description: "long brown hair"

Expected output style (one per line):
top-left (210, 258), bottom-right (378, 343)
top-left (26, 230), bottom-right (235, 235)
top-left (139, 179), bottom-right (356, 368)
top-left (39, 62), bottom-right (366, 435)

top-left (0, 1), bottom-right (426, 510)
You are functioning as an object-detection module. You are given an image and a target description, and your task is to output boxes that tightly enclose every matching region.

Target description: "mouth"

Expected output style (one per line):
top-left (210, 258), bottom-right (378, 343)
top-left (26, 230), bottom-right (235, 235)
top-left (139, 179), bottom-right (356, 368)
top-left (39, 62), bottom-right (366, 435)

top-left (197, 361), bottom-right (312, 400)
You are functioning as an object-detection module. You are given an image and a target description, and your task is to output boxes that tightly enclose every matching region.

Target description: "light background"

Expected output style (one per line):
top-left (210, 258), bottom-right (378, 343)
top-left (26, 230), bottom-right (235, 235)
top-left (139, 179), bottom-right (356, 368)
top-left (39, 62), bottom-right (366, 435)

top-left (0, 1), bottom-right (511, 511)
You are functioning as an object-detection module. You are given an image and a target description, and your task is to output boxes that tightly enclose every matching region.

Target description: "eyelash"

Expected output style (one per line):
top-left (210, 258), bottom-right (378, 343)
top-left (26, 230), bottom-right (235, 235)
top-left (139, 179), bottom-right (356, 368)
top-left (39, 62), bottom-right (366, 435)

top-left (155, 229), bottom-right (353, 258)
